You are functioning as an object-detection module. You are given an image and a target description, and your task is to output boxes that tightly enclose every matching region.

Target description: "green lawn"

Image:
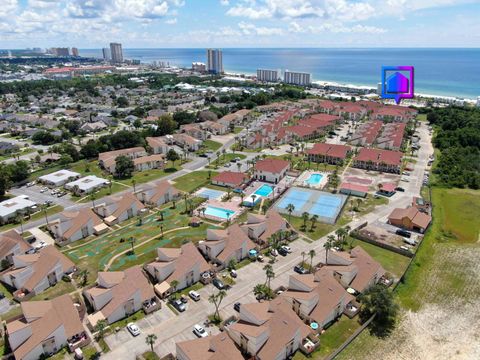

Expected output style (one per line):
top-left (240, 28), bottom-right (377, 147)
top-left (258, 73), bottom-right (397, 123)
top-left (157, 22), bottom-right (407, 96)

top-left (142, 351), bottom-right (160, 360)
top-left (349, 238), bottom-right (410, 279)
top-left (30, 279), bottom-right (76, 301)
top-left (202, 140), bottom-right (222, 152)
top-left (173, 170), bottom-right (218, 193)
top-left (233, 126), bottom-right (243, 134)
top-left (293, 316), bottom-right (361, 360)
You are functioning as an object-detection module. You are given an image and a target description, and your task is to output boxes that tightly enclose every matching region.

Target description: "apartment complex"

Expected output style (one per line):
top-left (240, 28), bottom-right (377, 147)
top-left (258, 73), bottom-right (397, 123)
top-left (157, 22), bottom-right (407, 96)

top-left (207, 48), bottom-right (223, 74)
top-left (257, 69), bottom-right (279, 82)
top-left (109, 42), bottom-right (123, 63)
top-left (284, 71), bottom-right (312, 86)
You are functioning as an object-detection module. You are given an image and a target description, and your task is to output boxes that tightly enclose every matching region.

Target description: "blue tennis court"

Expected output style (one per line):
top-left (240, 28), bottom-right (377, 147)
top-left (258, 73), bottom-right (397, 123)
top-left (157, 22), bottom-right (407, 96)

top-left (274, 187), bottom-right (347, 224)
top-left (196, 187), bottom-right (225, 200)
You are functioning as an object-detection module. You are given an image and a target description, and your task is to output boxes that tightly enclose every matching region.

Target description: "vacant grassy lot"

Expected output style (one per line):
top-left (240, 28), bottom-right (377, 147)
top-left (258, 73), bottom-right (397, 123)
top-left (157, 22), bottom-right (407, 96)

top-left (202, 140), bottom-right (222, 152)
top-left (173, 170), bottom-right (218, 193)
top-left (207, 153), bottom-right (246, 169)
top-left (337, 187), bottom-right (480, 360)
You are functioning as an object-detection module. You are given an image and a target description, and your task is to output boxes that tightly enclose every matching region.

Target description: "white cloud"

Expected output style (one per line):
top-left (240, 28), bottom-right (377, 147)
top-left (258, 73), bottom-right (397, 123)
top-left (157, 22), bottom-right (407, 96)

top-left (238, 22), bottom-right (283, 35)
top-left (0, 0), bottom-right (18, 18)
top-left (220, 0), bottom-right (230, 6)
top-left (165, 17), bottom-right (177, 24)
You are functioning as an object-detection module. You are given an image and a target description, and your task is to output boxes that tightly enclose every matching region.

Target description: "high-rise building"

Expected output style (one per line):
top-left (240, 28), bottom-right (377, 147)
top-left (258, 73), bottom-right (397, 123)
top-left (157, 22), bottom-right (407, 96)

top-left (192, 62), bottom-right (206, 73)
top-left (52, 47), bottom-right (70, 57)
top-left (377, 82), bottom-right (383, 96)
top-left (102, 48), bottom-right (111, 61)
top-left (257, 69), bottom-right (279, 82)
top-left (71, 47), bottom-right (79, 57)
top-left (284, 70), bottom-right (312, 86)
top-left (476, 96), bottom-right (480, 108)
top-left (110, 43), bottom-right (123, 63)
top-left (207, 49), bottom-right (223, 74)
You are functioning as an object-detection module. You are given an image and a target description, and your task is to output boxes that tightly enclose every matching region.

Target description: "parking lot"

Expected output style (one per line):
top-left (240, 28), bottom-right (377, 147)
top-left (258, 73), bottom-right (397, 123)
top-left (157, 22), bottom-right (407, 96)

top-left (10, 183), bottom-right (76, 209)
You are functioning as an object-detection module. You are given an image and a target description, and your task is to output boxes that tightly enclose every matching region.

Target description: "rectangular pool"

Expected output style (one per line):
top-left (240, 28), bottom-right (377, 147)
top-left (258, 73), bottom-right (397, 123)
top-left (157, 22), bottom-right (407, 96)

top-left (204, 205), bottom-right (235, 220)
top-left (254, 184), bottom-right (274, 197)
top-left (306, 173), bottom-right (323, 185)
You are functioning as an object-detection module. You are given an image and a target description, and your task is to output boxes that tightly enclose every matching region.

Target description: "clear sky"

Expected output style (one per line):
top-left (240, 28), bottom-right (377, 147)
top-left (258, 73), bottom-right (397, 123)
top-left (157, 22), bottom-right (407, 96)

top-left (1, 0), bottom-right (480, 49)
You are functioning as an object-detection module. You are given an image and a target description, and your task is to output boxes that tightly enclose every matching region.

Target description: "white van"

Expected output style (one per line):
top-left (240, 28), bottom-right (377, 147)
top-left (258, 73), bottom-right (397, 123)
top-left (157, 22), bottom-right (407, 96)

top-left (189, 290), bottom-right (201, 301)
top-left (403, 237), bottom-right (417, 246)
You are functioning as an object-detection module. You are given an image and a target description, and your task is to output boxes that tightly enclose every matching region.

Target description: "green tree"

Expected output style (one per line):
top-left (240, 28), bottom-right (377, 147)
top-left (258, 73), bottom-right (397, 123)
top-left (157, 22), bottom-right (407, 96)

top-left (166, 149), bottom-right (180, 167)
top-left (208, 290), bottom-right (227, 321)
top-left (308, 249), bottom-right (316, 273)
top-left (95, 319), bottom-right (108, 340)
top-left (115, 155), bottom-right (134, 179)
top-left (324, 235), bottom-right (335, 264)
top-left (310, 214), bottom-right (318, 231)
top-left (128, 237), bottom-right (136, 254)
top-left (227, 258), bottom-right (237, 272)
top-left (79, 269), bottom-right (89, 286)
top-left (359, 285), bottom-right (399, 338)
top-left (145, 334), bottom-right (158, 353)
top-left (0, 166), bottom-right (12, 196)
top-left (263, 264), bottom-right (275, 290)
top-left (286, 203), bottom-right (295, 222)
top-left (301, 212), bottom-right (309, 229)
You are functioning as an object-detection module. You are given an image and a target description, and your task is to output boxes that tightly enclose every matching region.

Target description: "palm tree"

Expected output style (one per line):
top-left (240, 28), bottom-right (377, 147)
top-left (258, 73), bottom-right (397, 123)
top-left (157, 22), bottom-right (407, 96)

top-left (79, 269), bottom-right (89, 286)
top-left (95, 319), bottom-right (107, 341)
top-left (108, 175), bottom-right (113, 194)
top-left (132, 179), bottom-right (137, 194)
top-left (301, 212), bottom-right (309, 229)
top-left (90, 193), bottom-right (96, 209)
top-left (227, 258), bottom-right (237, 272)
top-left (301, 251), bottom-right (306, 266)
top-left (324, 235), bottom-right (335, 264)
top-left (251, 194), bottom-right (257, 207)
top-left (261, 204), bottom-right (268, 214)
top-left (263, 264), bottom-right (275, 289)
top-left (355, 198), bottom-right (363, 212)
top-left (145, 334), bottom-right (158, 353)
top-left (42, 204), bottom-right (50, 226)
top-left (183, 193), bottom-right (189, 212)
top-left (128, 237), bottom-right (136, 254)
top-left (308, 249), bottom-right (316, 273)
top-left (15, 213), bottom-right (24, 234)
top-left (310, 214), bottom-right (318, 231)
top-left (253, 283), bottom-right (267, 300)
top-left (209, 290), bottom-right (227, 321)
top-left (236, 162), bottom-right (241, 172)
top-left (335, 228), bottom-right (346, 249)
top-left (170, 280), bottom-right (179, 295)
top-left (286, 203), bottom-right (295, 222)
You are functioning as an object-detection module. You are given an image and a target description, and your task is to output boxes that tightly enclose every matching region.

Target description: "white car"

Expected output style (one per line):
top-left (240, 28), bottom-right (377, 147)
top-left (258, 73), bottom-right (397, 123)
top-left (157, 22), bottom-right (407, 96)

top-left (280, 245), bottom-right (292, 253)
top-left (127, 322), bottom-right (140, 337)
top-left (35, 241), bottom-right (47, 250)
top-left (188, 290), bottom-right (201, 301)
top-left (270, 249), bottom-right (279, 257)
top-left (193, 324), bottom-right (208, 338)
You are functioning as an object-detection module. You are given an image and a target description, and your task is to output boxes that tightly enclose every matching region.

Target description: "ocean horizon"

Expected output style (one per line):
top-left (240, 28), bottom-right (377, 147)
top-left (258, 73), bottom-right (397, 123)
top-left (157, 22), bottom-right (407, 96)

top-left (79, 48), bottom-right (480, 99)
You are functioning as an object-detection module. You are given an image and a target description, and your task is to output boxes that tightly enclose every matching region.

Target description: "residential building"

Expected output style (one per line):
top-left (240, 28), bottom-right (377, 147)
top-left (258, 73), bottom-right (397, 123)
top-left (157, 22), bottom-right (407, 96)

top-left (257, 69), bottom-right (279, 82)
top-left (388, 207), bottom-right (432, 233)
top-left (202, 120), bottom-right (228, 135)
top-left (352, 148), bottom-right (403, 174)
top-left (241, 210), bottom-right (288, 246)
top-left (146, 136), bottom-right (169, 154)
top-left (102, 47), bottom-right (111, 61)
top-left (71, 47), bottom-right (79, 57)
top-left (0, 196), bottom-right (37, 224)
top-left (348, 121), bottom-right (383, 147)
top-left (98, 147), bottom-right (147, 173)
top-left (337, 102), bottom-right (367, 120)
top-left (110, 42), bottom-right (123, 63)
top-left (65, 175), bottom-right (110, 195)
top-left (6, 295), bottom-right (88, 360)
top-left (176, 333), bottom-right (243, 360)
top-left (191, 62), bottom-right (206, 72)
top-left (307, 143), bottom-right (351, 165)
top-left (172, 133), bottom-right (202, 151)
top-left (38, 169), bottom-right (81, 187)
top-left (145, 242), bottom-right (210, 291)
top-left (199, 224), bottom-right (256, 268)
top-left (227, 298), bottom-right (312, 360)
top-left (371, 106), bottom-right (417, 123)
top-left (253, 158), bottom-right (290, 183)
top-left (1, 245), bottom-right (75, 298)
top-left (137, 180), bottom-right (180, 207)
top-left (323, 246), bottom-right (386, 294)
top-left (284, 71), bottom-right (312, 86)
top-left (0, 141), bottom-right (19, 154)
top-left (375, 122), bottom-right (406, 150)
top-left (133, 154), bottom-right (165, 172)
top-left (0, 230), bottom-right (32, 268)
top-left (280, 268), bottom-right (355, 330)
top-left (49, 209), bottom-right (106, 244)
top-left (339, 183), bottom-right (369, 198)
top-left (211, 171), bottom-right (249, 189)
top-left (207, 49), bottom-right (223, 74)
top-left (181, 123), bottom-right (207, 140)
top-left (94, 192), bottom-right (145, 226)
top-left (84, 266), bottom-right (159, 326)
top-left (80, 121), bottom-right (107, 133)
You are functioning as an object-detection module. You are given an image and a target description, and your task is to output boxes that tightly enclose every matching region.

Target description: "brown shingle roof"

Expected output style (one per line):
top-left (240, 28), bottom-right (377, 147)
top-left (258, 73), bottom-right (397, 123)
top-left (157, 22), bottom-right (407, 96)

top-left (176, 333), bottom-right (243, 360)
top-left (0, 229), bottom-right (31, 259)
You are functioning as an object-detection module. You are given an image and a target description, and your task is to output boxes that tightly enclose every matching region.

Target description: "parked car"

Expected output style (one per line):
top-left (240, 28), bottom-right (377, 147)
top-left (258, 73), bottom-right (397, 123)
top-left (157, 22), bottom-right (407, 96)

top-left (212, 278), bottom-right (225, 290)
top-left (234, 302), bottom-right (241, 312)
top-left (294, 265), bottom-right (308, 274)
top-left (188, 290), bottom-right (201, 302)
top-left (193, 324), bottom-right (208, 338)
top-left (257, 254), bottom-right (264, 262)
top-left (26, 181), bottom-right (36, 187)
top-left (34, 241), bottom-right (47, 250)
top-left (395, 187), bottom-right (405, 192)
top-left (402, 171), bottom-right (410, 176)
top-left (280, 245), bottom-right (292, 253)
top-left (180, 294), bottom-right (188, 303)
top-left (230, 269), bottom-right (237, 278)
top-left (127, 323), bottom-right (140, 336)
top-left (400, 245), bottom-right (411, 252)
top-left (396, 229), bottom-right (411, 238)
top-left (278, 247), bottom-right (288, 256)
top-left (172, 299), bottom-right (186, 312)
top-left (270, 249), bottom-right (279, 257)
top-left (403, 237), bottom-right (418, 246)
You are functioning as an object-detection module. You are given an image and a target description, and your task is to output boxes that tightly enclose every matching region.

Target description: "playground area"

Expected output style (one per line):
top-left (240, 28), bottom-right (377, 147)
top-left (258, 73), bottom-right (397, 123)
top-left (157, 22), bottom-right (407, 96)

top-left (63, 197), bottom-right (218, 284)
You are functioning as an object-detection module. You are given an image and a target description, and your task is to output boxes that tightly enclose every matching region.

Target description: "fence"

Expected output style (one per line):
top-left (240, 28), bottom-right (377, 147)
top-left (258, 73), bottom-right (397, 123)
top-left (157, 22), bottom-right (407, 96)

top-left (350, 231), bottom-right (414, 258)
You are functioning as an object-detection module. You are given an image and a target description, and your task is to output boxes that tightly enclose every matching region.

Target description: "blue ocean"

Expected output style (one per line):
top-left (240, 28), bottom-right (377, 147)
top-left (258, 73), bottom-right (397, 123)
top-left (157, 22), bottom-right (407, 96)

top-left (79, 48), bottom-right (480, 99)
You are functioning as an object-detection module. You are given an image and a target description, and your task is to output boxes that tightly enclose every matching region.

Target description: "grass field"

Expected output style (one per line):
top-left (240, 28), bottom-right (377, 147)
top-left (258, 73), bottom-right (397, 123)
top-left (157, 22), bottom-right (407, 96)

top-left (337, 187), bottom-right (480, 360)
top-left (173, 170), bottom-right (218, 193)
top-left (201, 140), bottom-right (222, 152)
top-left (207, 153), bottom-right (246, 169)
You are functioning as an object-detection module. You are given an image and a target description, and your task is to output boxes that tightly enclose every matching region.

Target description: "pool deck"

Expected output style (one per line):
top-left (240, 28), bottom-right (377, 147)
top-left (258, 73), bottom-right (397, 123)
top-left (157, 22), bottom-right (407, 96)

top-left (195, 197), bottom-right (244, 222)
top-left (295, 170), bottom-right (329, 190)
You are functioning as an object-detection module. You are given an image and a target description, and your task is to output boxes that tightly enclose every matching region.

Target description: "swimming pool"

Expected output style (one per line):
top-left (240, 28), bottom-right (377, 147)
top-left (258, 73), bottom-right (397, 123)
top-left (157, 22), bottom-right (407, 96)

top-left (306, 173), bottom-right (323, 185)
top-left (254, 184), bottom-right (274, 197)
top-left (204, 205), bottom-right (235, 220)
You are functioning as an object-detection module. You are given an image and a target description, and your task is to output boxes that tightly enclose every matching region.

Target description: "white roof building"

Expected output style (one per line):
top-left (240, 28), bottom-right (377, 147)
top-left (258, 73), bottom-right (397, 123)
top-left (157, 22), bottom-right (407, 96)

top-left (0, 196), bottom-right (37, 222)
top-left (38, 169), bottom-right (81, 187)
top-left (65, 175), bottom-right (109, 194)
